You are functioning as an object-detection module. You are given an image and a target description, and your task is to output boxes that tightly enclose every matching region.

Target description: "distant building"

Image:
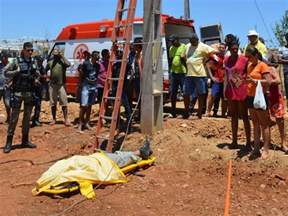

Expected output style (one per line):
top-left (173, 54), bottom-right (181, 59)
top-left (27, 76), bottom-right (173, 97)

top-left (0, 38), bottom-right (53, 58)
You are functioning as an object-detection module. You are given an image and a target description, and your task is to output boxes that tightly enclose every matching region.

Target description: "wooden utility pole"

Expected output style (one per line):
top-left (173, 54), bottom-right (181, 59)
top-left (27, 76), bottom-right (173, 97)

top-left (184, 0), bottom-right (190, 20)
top-left (141, 0), bottom-right (163, 135)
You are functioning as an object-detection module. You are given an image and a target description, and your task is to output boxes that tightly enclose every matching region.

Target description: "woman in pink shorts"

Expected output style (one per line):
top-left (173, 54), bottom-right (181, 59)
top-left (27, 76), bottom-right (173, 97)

top-left (224, 38), bottom-right (251, 149)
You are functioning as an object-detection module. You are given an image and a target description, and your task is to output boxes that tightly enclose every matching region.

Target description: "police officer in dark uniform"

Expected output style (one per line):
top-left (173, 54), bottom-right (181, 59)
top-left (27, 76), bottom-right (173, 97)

top-left (3, 42), bottom-right (40, 153)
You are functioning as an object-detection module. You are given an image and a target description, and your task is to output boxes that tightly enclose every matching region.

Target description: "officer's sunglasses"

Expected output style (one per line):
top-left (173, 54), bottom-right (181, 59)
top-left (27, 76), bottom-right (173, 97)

top-left (25, 49), bottom-right (34, 53)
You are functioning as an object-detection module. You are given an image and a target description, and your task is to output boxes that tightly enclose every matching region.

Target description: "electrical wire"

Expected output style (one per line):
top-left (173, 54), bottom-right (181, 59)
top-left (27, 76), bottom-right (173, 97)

top-left (254, 0), bottom-right (278, 47)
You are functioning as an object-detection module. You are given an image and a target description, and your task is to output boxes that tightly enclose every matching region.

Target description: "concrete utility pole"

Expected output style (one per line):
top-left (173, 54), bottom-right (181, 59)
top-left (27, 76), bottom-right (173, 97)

top-left (184, 0), bottom-right (190, 20)
top-left (141, 0), bottom-right (163, 135)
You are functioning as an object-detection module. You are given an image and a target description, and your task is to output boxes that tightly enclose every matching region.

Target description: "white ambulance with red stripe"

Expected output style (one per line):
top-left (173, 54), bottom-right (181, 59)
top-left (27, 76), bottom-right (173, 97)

top-left (49, 15), bottom-right (195, 98)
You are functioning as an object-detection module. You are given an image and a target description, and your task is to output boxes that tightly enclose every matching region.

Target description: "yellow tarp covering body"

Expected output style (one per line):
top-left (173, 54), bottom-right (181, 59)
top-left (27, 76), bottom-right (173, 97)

top-left (32, 152), bottom-right (155, 199)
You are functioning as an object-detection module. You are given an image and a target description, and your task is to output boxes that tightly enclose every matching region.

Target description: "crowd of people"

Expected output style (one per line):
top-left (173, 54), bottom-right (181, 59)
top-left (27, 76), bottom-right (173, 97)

top-left (0, 38), bottom-right (143, 153)
top-left (169, 30), bottom-right (288, 159)
top-left (0, 31), bottom-right (288, 160)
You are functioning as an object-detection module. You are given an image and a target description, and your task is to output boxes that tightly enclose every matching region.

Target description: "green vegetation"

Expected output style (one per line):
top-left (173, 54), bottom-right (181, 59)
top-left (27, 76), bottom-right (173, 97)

top-left (274, 10), bottom-right (288, 46)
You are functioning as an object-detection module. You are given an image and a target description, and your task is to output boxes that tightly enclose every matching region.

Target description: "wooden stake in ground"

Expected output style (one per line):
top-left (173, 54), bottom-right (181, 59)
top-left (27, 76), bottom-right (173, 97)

top-left (224, 160), bottom-right (233, 216)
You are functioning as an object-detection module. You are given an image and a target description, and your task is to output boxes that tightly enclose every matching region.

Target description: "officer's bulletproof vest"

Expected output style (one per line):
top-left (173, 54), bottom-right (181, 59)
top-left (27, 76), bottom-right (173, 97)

top-left (13, 57), bottom-right (36, 92)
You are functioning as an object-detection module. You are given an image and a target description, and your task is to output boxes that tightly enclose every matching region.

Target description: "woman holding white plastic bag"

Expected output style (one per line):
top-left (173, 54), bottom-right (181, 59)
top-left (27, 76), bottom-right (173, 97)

top-left (245, 47), bottom-right (271, 160)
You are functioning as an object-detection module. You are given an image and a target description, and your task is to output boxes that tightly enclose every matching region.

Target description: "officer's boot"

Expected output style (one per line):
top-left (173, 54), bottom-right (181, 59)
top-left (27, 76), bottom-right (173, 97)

top-left (21, 135), bottom-right (36, 149)
top-left (3, 135), bottom-right (13, 153)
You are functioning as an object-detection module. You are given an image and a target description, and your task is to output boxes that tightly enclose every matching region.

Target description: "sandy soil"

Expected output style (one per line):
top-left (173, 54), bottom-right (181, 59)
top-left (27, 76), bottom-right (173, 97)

top-left (0, 101), bottom-right (288, 216)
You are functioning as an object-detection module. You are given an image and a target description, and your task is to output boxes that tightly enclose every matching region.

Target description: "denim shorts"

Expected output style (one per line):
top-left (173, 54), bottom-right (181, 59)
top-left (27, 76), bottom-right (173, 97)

top-left (211, 82), bottom-right (224, 98)
top-left (170, 73), bottom-right (185, 99)
top-left (81, 84), bottom-right (97, 106)
top-left (184, 76), bottom-right (207, 96)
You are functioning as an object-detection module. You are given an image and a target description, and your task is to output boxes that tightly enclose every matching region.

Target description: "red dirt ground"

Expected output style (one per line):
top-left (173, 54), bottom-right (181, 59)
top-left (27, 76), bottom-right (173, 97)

top-left (0, 101), bottom-right (288, 216)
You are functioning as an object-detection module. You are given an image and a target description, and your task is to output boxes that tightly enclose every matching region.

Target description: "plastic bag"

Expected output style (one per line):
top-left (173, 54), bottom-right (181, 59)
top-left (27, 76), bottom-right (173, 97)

top-left (253, 80), bottom-right (266, 110)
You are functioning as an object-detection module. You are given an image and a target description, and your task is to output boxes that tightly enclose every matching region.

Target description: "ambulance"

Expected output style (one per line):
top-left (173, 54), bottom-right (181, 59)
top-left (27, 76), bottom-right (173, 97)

top-left (48, 15), bottom-right (195, 98)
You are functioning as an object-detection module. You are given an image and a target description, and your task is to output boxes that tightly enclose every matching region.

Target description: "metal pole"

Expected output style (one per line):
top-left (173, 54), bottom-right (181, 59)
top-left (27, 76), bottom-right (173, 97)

top-left (141, 0), bottom-right (163, 135)
top-left (184, 0), bottom-right (190, 20)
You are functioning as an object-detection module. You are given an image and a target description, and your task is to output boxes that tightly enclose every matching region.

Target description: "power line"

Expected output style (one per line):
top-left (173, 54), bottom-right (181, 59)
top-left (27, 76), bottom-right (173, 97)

top-left (254, 0), bottom-right (278, 47)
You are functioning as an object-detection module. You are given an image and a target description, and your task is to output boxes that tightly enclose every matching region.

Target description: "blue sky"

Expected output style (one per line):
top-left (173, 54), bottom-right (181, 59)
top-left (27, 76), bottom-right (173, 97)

top-left (0, 0), bottom-right (287, 47)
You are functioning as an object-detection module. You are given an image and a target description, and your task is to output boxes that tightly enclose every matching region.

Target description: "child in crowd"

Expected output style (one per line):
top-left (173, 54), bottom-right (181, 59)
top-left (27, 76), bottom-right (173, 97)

top-left (206, 43), bottom-right (227, 117)
top-left (268, 66), bottom-right (288, 154)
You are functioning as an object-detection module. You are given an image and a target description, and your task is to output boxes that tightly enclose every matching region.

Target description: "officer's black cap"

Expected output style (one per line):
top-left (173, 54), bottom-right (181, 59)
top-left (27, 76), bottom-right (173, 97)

top-left (23, 42), bottom-right (33, 49)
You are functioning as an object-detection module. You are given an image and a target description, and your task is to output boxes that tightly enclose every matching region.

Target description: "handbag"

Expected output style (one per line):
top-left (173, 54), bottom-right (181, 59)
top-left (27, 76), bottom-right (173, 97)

top-left (253, 80), bottom-right (266, 110)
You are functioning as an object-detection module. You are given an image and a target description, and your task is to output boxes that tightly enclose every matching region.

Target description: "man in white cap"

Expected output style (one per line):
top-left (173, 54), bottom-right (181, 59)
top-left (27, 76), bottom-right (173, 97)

top-left (244, 30), bottom-right (267, 59)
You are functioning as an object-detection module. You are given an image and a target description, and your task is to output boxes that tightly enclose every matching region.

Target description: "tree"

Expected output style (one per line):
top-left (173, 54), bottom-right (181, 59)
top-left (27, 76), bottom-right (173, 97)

top-left (274, 10), bottom-right (288, 46)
